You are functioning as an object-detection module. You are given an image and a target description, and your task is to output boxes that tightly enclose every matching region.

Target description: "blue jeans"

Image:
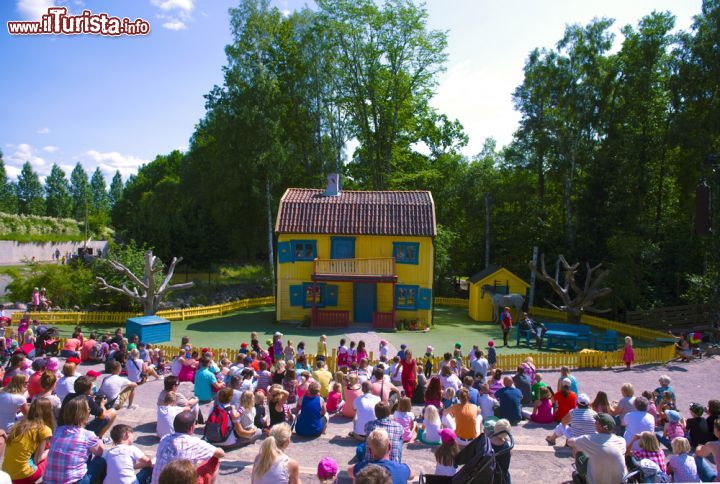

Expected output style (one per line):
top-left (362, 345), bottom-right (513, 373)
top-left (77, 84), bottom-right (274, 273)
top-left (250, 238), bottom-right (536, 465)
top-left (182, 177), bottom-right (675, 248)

top-left (136, 467), bottom-right (153, 484)
top-left (76, 456), bottom-right (106, 484)
top-left (655, 431), bottom-right (672, 450)
top-left (696, 456), bottom-right (717, 482)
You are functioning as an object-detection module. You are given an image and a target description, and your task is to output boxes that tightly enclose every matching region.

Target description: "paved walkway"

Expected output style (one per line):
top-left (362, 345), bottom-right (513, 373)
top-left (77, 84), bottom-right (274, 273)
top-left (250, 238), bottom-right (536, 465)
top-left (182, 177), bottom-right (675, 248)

top-left (1, 356), bottom-right (717, 482)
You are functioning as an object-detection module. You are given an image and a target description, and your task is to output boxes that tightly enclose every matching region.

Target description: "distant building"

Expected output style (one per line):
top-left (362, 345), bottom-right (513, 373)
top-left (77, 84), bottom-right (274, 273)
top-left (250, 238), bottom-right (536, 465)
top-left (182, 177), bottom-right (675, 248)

top-left (467, 265), bottom-right (529, 322)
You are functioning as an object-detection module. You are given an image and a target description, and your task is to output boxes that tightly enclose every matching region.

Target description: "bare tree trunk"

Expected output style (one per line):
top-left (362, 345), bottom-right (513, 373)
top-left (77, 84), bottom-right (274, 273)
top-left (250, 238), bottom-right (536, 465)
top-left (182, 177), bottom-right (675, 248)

top-left (266, 176), bottom-right (276, 298)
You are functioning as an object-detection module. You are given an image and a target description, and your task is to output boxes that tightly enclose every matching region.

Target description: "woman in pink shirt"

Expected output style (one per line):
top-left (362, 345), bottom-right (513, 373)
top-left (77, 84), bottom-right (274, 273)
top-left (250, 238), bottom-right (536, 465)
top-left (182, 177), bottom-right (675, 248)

top-left (341, 374), bottom-right (362, 418)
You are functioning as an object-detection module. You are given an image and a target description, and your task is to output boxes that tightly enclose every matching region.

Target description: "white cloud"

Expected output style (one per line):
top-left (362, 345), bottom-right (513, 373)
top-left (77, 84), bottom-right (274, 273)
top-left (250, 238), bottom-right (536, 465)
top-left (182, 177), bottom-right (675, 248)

top-left (162, 20), bottom-right (186, 30)
top-left (152, 0), bottom-right (193, 12)
top-left (5, 143), bottom-right (49, 179)
top-left (17, 0), bottom-right (55, 20)
top-left (43, 146), bottom-right (58, 153)
top-left (152, 0), bottom-right (193, 30)
top-left (431, 59), bottom-right (521, 156)
top-left (36, 127), bottom-right (50, 134)
top-left (83, 149), bottom-right (148, 179)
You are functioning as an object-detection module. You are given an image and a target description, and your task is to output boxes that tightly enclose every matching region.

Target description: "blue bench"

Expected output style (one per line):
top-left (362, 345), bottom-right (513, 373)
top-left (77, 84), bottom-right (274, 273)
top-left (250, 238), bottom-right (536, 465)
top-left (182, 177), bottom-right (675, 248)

top-left (516, 326), bottom-right (540, 347)
top-left (543, 323), bottom-right (593, 351)
top-left (594, 330), bottom-right (619, 351)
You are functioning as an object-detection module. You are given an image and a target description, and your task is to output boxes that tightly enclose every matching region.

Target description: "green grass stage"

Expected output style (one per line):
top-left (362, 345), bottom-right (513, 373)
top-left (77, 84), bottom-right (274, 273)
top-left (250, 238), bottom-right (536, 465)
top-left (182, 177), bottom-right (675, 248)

top-left (55, 305), bottom-right (657, 356)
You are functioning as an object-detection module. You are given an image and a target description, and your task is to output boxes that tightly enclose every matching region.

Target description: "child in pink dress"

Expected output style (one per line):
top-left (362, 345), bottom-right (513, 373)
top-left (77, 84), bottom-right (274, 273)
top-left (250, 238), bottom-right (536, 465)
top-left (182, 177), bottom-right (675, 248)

top-left (622, 336), bottom-right (635, 370)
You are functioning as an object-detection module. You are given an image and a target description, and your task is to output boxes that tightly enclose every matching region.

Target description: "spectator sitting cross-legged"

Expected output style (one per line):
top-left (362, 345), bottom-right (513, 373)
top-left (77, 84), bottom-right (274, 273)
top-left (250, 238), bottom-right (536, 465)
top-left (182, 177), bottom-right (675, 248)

top-left (96, 361), bottom-right (138, 411)
top-left (312, 360), bottom-right (333, 399)
top-left (103, 424), bottom-right (153, 484)
top-left (554, 378), bottom-right (578, 423)
top-left (349, 428), bottom-right (414, 484)
top-left (193, 356), bottom-right (224, 421)
top-left (55, 363), bottom-right (80, 403)
top-left (567, 413), bottom-right (627, 484)
top-left (295, 381), bottom-right (327, 438)
top-left (157, 391), bottom-right (191, 440)
top-left (0, 375), bottom-right (30, 432)
top-left (44, 397), bottom-right (107, 484)
top-left (60, 332), bottom-right (82, 359)
top-left (512, 366), bottom-right (533, 405)
top-left (495, 376), bottom-right (523, 425)
top-left (622, 396), bottom-right (655, 452)
top-left (251, 423), bottom-right (300, 484)
top-left (362, 401), bottom-right (404, 463)
top-left (351, 381), bottom-right (381, 441)
top-left (151, 410), bottom-right (225, 484)
top-left (215, 387), bottom-right (262, 448)
top-left (156, 376), bottom-right (199, 413)
top-left (546, 393), bottom-right (597, 446)
top-left (60, 375), bottom-right (117, 439)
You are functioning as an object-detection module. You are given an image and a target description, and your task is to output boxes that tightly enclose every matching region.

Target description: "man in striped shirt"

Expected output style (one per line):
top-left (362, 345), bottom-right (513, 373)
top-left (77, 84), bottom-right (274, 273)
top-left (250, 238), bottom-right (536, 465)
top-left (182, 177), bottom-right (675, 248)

top-left (546, 393), bottom-right (597, 445)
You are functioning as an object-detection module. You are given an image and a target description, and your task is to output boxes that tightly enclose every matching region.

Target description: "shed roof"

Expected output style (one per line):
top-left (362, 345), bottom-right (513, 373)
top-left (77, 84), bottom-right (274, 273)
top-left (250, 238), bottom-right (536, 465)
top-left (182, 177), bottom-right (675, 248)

top-left (275, 188), bottom-right (436, 236)
top-left (468, 265), bottom-right (529, 287)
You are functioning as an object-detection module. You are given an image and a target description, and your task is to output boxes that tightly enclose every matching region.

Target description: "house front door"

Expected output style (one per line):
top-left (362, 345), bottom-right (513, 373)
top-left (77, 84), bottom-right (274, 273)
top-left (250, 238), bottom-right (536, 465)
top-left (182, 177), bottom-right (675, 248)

top-left (353, 282), bottom-right (376, 323)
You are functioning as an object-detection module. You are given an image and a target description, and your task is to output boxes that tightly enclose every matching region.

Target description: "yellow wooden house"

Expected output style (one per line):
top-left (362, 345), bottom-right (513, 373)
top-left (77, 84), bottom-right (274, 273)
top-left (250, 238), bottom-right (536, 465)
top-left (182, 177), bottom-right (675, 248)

top-left (274, 176), bottom-right (436, 329)
top-left (468, 265), bottom-right (529, 322)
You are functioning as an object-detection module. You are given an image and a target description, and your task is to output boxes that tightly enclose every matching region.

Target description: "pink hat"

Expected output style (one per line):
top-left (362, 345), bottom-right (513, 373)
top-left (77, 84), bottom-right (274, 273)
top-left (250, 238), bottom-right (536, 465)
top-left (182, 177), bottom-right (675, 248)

top-left (488, 340), bottom-right (494, 347)
top-left (46, 357), bottom-right (59, 372)
top-left (86, 370), bottom-right (102, 378)
top-left (316, 457), bottom-right (338, 480)
top-left (439, 428), bottom-right (457, 444)
top-left (426, 345), bottom-right (434, 353)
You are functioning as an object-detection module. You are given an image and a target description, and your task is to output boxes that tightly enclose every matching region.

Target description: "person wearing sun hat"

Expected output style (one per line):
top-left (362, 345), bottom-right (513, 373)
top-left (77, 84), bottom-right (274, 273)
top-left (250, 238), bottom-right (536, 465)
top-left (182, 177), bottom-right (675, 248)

top-left (657, 409), bottom-right (686, 450)
top-left (239, 342), bottom-right (249, 354)
top-left (316, 457), bottom-right (338, 484)
top-left (567, 412), bottom-right (627, 484)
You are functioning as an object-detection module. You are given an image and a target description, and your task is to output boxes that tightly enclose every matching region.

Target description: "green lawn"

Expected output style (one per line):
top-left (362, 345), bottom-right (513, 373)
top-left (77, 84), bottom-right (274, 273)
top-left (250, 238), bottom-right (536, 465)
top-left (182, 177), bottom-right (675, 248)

top-left (55, 305), bottom-right (657, 356)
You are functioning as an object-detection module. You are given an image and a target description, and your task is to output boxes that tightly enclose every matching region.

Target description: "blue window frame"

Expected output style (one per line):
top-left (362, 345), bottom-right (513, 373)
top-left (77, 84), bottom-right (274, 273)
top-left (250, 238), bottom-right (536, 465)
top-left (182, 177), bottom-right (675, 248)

top-left (395, 284), bottom-right (418, 310)
top-left (302, 282), bottom-right (326, 308)
top-left (393, 242), bottom-right (420, 264)
top-left (291, 240), bottom-right (317, 261)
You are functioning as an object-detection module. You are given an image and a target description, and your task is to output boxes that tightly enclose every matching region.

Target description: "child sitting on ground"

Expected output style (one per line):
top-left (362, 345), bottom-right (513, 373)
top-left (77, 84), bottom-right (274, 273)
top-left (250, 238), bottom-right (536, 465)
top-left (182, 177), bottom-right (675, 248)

top-left (658, 410), bottom-right (686, 450)
top-left (326, 382), bottom-right (344, 414)
top-left (317, 457), bottom-right (338, 484)
top-left (418, 405), bottom-right (442, 446)
top-left (528, 387), bottom-right (554, 424)
top-left (253, 392), bottom-right (268, 432)
top-left (478, 384), bottom-right (499, 420)
top-left (442, 387), bottom-right (457, 410)
top-left (686, 402), bottom-right (711, 448)
top-left (667, 437), bottom-right (701, 482)
top-left (238, 390), bottom-right (257, 433)
top-left (641, 390), bottom-right (659, 425)
top-left (658, 390), bottom-right (677, 424)
top-left (434, 429), bottom-right (459, 476)
top-left (104, 424), bottom-right (154, 484)
top-left (392, 397), bottom-right (417, 442)
top-left (531, 373), bottom-right (547, 401)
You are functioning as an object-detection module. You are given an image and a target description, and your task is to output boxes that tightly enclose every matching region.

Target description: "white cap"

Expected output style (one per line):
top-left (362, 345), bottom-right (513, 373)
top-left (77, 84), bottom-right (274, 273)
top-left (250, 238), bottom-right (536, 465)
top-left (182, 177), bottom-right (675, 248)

top-left (561, 378), bottom-right (572, 387)
top-left (274, 331), bottom-right (283, 337)
top-left (577, 393), bottom-right (590, 405)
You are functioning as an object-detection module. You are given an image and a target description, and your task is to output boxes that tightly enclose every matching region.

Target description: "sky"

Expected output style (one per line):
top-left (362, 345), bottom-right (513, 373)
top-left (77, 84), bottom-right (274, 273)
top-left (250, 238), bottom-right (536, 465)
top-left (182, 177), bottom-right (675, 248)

top-left (0, 0), bottom-right (703, 184)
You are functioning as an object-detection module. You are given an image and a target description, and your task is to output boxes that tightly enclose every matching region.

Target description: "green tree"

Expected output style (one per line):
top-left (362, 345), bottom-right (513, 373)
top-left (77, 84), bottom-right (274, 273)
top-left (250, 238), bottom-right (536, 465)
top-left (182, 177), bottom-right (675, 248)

top-left (70, 162), bottom-right (90, 220)
top-left (44, 163), bottom-right (73, 218)
top-left (318, 0), bottom-right (449, 189)
top-left (16, 161), bottom-right (45, 215)
top-left (108, 170), bottom-right (123, 208)
top-left (0, 150), bottom-right (18, 214)
top-left (89, 167), bottom-right (109, 216)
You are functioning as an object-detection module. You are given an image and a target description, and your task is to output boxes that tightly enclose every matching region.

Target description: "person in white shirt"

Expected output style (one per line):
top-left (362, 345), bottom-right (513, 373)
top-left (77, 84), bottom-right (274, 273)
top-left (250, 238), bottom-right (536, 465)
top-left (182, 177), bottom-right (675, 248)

top-left (470, 350), bottom-right (489, 383)
top-left (126, 349), bottom-right (161, 384)
top-left (622, 396), bottom-right (655, 451)
top-left (97, 361), bottom-right (138, 410)
top-left (103, 424), bottom-right (153, 484)
top-left (477, 384), bottom-right (499, 419)
top-left (55, 362), bottom-right (80, 402)
top-left (439, 366), bottom-right (461, 392)
top-left (157, 391), bottom-right (191, 439)
top-left (351, 382), bottom-right (381, 439)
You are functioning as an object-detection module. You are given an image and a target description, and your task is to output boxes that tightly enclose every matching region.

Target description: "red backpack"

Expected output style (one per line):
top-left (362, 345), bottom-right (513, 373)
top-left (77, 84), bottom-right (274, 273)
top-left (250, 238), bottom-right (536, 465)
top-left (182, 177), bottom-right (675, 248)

top-left (203, 404), bottom-right (232, 443)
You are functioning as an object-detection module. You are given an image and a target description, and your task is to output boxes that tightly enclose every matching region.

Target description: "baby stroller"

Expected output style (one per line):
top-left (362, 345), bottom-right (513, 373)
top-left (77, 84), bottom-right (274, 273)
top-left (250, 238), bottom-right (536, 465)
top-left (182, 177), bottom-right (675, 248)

top-left (35, 326), bottom-right (60, 357)
top-left (419, 431), bottom-right (514, 484)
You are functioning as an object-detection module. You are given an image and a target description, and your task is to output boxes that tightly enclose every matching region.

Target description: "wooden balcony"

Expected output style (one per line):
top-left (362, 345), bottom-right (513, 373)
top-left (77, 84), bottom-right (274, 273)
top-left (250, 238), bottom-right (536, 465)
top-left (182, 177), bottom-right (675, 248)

top-left (312, 257), bottom-right (398, 282)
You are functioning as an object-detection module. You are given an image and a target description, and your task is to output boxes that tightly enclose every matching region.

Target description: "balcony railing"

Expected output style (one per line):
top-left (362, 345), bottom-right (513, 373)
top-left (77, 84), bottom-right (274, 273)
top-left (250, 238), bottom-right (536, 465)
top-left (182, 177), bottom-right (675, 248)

top-left (313, 257), bottom-right (397, 281)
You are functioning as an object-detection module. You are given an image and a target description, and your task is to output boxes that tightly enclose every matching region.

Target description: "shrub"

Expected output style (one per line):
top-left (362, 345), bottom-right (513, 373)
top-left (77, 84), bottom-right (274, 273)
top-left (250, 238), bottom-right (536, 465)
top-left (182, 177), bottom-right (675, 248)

top-left (6, 262), bottom-right (95, 308)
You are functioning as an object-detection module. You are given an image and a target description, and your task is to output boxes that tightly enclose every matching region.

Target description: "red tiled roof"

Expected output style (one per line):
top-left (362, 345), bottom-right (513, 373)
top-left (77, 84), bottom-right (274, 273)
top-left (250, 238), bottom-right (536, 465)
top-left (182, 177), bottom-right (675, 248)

top-left (275, 188), bottom-right (436, 236)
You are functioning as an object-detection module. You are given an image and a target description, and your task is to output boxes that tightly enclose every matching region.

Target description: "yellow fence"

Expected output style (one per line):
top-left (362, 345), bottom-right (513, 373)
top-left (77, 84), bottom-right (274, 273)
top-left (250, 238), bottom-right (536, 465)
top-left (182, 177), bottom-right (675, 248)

top-left (10, 296), bottom-right (276, 325)
top-left (6, 296), bottom-right (679, 370)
